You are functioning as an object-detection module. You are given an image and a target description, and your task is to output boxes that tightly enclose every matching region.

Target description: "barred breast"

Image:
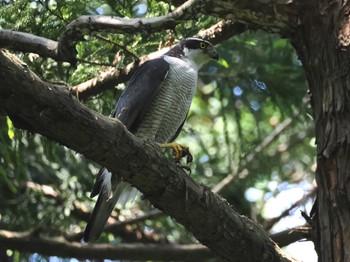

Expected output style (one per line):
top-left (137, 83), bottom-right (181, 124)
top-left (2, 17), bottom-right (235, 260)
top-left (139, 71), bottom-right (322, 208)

top-left (134, 55), bottom-right (198, 143)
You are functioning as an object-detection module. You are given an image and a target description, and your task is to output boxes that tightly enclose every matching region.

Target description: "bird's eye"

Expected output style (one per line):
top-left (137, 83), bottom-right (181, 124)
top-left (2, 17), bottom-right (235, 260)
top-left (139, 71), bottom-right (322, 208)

top-left (199, 42), bottom-right (207, 49)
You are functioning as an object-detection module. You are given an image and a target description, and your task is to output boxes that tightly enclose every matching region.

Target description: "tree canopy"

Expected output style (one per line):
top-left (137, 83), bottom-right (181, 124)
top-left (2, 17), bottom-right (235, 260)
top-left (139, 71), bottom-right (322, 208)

top-left (0, 0), bottom-right (322, 261)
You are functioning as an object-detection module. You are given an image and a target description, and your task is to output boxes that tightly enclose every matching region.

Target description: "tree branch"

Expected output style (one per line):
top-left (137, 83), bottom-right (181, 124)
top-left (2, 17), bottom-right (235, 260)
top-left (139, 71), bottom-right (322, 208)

top-left (0, 50), bottom-right (297, 262)
top-left (70, 20), bottom-right (247, 100)
top-left (68, 206), bottom-right (165, 243)
top-left (270, 228), bottom-right (311, 248)
top-left (265, 189), bottom-right (316, 231)
top-left (206, 0), bottom-right (298, 35)
top-left (57, 0), bottom-right (201, 65)
top-left (0, 0), bottom-right (201, 64)
top-left (0, 229), bottom-right (213, 261)
top-left (0, 30), bottom-right (59, 59)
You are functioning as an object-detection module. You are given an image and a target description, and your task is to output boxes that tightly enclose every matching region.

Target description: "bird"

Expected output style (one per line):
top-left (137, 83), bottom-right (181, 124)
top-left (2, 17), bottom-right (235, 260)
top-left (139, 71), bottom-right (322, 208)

top-left (83, 37), bottom-right (219, 242)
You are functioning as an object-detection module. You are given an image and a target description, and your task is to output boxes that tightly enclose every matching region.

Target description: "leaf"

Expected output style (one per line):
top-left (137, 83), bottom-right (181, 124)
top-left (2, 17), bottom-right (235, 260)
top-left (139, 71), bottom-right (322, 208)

top-left (218, 58), bottom-right (229, 68)
top-left (6, 116), bottom-right (14, 139)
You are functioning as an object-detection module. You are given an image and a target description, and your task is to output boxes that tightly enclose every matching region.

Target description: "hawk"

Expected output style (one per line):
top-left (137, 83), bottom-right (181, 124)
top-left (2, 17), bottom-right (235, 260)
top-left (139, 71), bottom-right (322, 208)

top-left (84, 37), bottom-right (218, 242)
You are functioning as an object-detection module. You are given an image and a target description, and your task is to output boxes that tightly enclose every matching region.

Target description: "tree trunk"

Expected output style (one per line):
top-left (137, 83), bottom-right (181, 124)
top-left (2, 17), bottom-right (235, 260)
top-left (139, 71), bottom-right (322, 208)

top-left (291, 2), bottom-right (350, 261)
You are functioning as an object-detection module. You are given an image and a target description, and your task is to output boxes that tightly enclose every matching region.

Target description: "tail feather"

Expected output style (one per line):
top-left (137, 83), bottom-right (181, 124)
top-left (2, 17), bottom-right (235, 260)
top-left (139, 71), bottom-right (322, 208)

top-left (115, 182), bottom-right (140, 206)
top-left (83, 187), bottom-right (119, 242)
top-left (83, 168), bottom-right (140, 242)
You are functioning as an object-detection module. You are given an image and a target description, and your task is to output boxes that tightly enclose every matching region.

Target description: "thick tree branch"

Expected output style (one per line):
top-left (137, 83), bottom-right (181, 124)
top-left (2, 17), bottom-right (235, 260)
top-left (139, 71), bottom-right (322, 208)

top-left (0, 30), bottom-right (59, 59)
top-left (0, 50), bottom-right (297, 262)
top-left (167, 0), bottom-right (298, 34)
top-left (206, 0), bottom-right (298, 35)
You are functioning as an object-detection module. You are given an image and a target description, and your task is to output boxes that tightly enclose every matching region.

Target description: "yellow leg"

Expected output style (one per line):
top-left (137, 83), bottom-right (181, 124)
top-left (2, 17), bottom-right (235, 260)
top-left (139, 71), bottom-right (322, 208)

top-left (159, 142), bottom-right (192, 162)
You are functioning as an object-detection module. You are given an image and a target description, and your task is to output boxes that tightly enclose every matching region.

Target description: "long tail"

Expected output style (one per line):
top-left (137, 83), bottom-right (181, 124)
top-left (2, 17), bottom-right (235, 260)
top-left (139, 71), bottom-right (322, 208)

top-left (83, 168), bottom-right (139, 242)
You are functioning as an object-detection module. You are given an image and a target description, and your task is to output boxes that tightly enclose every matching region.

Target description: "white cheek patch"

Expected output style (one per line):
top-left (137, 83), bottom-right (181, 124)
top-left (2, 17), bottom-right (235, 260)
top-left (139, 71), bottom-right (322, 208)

top-left (183, 47), bottom-right (190, 57)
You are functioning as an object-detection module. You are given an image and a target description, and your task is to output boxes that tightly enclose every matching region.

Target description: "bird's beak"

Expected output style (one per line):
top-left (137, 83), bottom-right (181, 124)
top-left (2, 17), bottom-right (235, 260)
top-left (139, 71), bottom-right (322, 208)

top-left (209, 49), bottom-right (219, 61)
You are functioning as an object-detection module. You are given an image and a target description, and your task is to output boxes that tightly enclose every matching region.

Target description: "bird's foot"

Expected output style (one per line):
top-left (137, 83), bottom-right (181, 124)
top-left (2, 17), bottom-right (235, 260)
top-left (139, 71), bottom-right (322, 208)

top-left (159, 142), bottom-right (193, 164)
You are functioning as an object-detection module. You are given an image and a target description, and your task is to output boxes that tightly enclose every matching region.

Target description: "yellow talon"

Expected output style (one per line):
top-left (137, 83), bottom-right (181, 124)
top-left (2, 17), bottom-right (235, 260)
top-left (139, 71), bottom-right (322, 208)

top-left (159, 142), bottom-right (193, 163)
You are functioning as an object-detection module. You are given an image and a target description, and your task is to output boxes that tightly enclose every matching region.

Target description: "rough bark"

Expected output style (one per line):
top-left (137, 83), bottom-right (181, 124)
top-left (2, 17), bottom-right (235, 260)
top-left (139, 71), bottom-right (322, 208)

top-left (206, 0), bottom-right (299, 35)
top-left (0, 50), bottom-right (296, 262)
top-left (290, 1), bottom-right (350, 261)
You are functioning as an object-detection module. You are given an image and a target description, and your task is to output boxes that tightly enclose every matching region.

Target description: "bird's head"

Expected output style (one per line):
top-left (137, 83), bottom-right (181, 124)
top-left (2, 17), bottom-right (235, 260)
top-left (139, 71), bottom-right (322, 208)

top-left (166, 37), bottom-right (219, 69)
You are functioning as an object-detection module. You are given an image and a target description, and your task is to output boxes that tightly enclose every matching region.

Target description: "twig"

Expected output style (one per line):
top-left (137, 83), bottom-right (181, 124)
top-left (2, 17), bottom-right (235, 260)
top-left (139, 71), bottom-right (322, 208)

top-left (76, 58), bottom-right (114, 67)
top-left (94, 34), bottom-right (140, 60)
top-left (265, 188), bottom-right (316, 230)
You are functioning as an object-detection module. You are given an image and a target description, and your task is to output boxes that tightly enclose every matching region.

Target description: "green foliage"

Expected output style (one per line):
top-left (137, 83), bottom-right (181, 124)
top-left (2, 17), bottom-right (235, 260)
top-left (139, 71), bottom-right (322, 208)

top-left (0, 0), bottom-right (315, 260)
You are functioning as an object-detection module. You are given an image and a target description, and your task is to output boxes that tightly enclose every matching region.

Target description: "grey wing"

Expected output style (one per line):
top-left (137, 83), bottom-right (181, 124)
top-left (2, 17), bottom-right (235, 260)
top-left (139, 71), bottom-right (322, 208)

top-left (112, 58), bottom-right (170, 132)
top-left (84, 59), bottom-right (170, 242)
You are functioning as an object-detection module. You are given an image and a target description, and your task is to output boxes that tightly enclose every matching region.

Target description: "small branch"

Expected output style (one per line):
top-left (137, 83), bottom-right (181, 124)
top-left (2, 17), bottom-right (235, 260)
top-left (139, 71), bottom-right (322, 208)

top-left (0, 229), bottom-right (214, 261)
top-left (70, 63), bottom-right (137, 100)
top-left (106, 209), bottom-right (163, 231)
top-left (67, 208), bottom-right (164, 243)
top-left (265, 188), bottom-right (316, 231)
top-left (94, 34), bottom-right (140, 60)
top-left (270, 228), bottom-right (311, 247)
top-left (23, 181), bottom-right (61, 198)
top-left (76, 58), bottom-right (114, 67)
